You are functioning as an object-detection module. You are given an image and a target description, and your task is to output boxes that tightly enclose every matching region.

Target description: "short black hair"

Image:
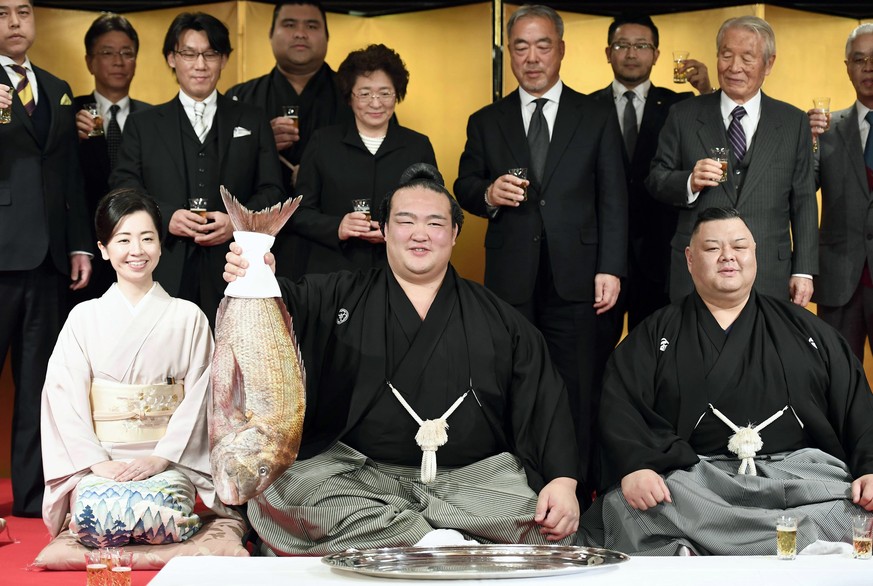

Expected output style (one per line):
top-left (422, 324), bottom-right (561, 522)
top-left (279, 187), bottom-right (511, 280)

top-left (691, 207), bottom-right (746, 238)
top-left (85, 13), bottom-right (139, 55)
top-left (379, 163), bottom-right (464, 236)
top-left (270, 1), bottom-right (329, 40)
top-left (162, 12), bottom-right (232, 59)
top-left (336, 44), bottom-right (409, 103)
top-left (608, 15), bottom-right (660, 48)
top-left (95, 188), bottom-right (163, 245)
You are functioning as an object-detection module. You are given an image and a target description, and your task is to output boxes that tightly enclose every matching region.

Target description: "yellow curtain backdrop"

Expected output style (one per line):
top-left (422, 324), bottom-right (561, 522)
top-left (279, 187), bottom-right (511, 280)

top-left (1, 3), bottom-right (871, 476)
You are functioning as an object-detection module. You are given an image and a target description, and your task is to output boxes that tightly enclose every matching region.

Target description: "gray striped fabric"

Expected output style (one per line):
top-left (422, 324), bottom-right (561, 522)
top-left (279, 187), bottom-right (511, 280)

top-left (248, 442), bottom-right (572, 555)
top-left (580, 448), bottom-right (864, 555)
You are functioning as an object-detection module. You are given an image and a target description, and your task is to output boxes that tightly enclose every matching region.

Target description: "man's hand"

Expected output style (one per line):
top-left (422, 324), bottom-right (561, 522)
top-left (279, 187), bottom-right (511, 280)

top-left (69, 253), bottom-right (92, 290)
top-left (788, 276), bottom-right (813, 307)
top-left (90, 460), bottom-right (127, 480)
top-left (0, 84), bottom-right (11, 109)
top-left (852, 474), bottom-right (873, 511)
top-left (76, 109), bottom-right (97, 140)
top-left (534, 477), bottom-right (579, 540)
top-left (224, 241), bottom-right (276, 282)
top-left (690, 158), bottom-right (724, 193)
top-left (114, 456), bottom-right (169, 483)
top-left (621, 469), bottom-right (672, 511)
top-left (485, 174), bottom-right (528, 208)
top-left (807, 107), bottom-right (829, 139)
top-left (680, 59), bottom-right (713, 94)
top-left (593, 273), bottom-right (620, 314)
top-left (271, 116), bottom-right (300, 151)
top-left (339, 212), bottom-right (380, 241)
top-left (193, 211), bottom-right (233, 246)
top-left (169, 208), bottom-right (208, 238)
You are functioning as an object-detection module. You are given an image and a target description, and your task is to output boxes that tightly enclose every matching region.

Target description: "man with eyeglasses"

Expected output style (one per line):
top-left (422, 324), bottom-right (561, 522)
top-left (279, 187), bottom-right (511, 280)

top-left (110, 12), bottom-right (283, 326)
top-left (0, 0), bottom-right (92, 517)
top-left (69, 13), bottom-right (150, 309)
top-left (807, 24), bottom-right (873, 368)
top-left (592, 15), bottom-right (711, 348)
top-left (228, 1), bottom-right (353, 282)
top-left (647, 15), bottom-right (818, 308)
top-left (455, 4), bottom-right (627, 508)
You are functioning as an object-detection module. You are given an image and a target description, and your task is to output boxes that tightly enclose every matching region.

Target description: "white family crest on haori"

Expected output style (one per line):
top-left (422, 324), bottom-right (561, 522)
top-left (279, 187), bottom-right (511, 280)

top-left (808, 337), bottom-right (818, 349)
top-left (659, 338), bottom-right (670, 352)
top-left (708, 403), bottom-right (790, 475)
top-left (388, 382), bottom-right (469, 483)
top-left (336, 308), bottom-right (349, 324)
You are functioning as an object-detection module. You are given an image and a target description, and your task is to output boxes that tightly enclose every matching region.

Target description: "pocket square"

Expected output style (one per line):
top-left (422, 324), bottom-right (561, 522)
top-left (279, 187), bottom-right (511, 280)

top-left (233, 126), bottom-right (251, 138)
top-left (60, 93), bottom-right (72, 106)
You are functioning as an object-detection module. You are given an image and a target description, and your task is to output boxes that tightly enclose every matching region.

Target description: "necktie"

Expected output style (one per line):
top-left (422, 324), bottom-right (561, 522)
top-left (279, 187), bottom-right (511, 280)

top-left (106, 104), bottom-right (122, 169)
top-left (728, 105), bottom-right (748, 162)
top-left (622, 90), bottom-right (638, 159)
top-left (192, 101), bottom-right (207, 142)
top-left (527, 97), bottom-right (549, 184)
top-left (865, 111), bottom-right (873, 191)
top-left (10, 64), bottom-right (35, 116)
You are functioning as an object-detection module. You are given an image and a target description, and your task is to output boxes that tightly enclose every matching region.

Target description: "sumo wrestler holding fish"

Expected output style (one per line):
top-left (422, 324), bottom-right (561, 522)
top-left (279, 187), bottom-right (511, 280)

top-left (209, 187), bottom-right (306, 505)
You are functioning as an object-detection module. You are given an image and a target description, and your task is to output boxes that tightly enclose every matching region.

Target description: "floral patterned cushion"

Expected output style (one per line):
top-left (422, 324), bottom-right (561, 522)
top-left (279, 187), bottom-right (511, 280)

top-left (32, 512), bottom-right (249, 570)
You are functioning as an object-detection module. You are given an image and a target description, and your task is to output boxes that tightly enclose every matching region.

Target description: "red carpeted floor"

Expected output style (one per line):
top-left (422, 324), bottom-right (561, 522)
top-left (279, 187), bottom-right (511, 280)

top-left (0, 478), bottom-right (159, 585)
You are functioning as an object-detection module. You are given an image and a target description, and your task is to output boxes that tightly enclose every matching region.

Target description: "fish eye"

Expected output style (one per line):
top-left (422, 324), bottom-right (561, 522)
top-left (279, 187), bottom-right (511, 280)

top-left (258, 465), bottom-right (269, 477)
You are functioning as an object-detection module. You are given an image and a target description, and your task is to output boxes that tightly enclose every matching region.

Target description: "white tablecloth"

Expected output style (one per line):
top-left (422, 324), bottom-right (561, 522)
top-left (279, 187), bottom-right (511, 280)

top-left (148, 554), bottom-right (873, 585)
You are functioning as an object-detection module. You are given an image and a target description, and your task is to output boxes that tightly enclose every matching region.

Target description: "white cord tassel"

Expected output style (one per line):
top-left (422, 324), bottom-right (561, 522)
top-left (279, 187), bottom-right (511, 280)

top-left (709, 404), bottom-right (788, 476)
top-left (389, 382), bottom-right (468, 484)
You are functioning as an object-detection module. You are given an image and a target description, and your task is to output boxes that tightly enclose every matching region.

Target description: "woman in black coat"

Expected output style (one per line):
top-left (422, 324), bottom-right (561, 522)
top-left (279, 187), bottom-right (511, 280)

top-left (290, 44), bottom-right (437, 275)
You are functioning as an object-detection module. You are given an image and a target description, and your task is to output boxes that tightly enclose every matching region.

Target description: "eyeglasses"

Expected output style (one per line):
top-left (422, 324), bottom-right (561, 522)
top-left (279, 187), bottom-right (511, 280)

top-left (91, 49), bottom-right (136, 61)
top-left (174, 50), bottom-right (223, 63)
top-left (352, 90), bottom-right (396, 104)
top-left (848, 55), bottom-right (873, 68)
top-left (611, 42), bottom-right (656, 53)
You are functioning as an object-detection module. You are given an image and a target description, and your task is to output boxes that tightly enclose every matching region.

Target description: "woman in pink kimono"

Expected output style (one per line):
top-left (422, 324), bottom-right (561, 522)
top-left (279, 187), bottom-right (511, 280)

top-left (40, 188), bottom-right (230, 547)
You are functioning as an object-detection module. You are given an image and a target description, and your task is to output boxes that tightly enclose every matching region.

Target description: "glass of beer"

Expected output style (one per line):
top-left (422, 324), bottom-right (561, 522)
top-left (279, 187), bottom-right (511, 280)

top-left (188, 197), bottom-right (208, 219)
top-left (710, 147), bottom-right (729, 182)
top-left (776, 515), bottom-right (797, 560)
top-left (110, 551), bottom-right (133, 585)
top-left (0, 87), bottom-right (12, 124)
top-left (85, 102), bottom-right (104, 137)
top-left (673, 51), bottom-right (690, 83)
top-left (812, 97), bottom-right (831, 130)
top-left (85, 550), bottom-right (109, 586)
top-left (508, 167), bottom-right (529, 201)
top-left (282, 105), bottom-right (299, 131)
top-left (351, 198), bottom-right (372, 221)
top-left (853, 515), bottom-right (872, 559)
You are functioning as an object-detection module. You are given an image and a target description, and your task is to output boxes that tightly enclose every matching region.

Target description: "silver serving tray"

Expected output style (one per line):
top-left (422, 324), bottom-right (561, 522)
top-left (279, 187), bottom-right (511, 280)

top-left (321, 544), bottom-right (630, 580)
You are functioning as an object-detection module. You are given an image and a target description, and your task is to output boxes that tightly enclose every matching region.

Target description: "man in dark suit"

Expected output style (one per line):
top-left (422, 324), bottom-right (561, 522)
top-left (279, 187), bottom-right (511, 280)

top-left (592, 15), bottom-right (711, 335)
top-left (228, 1), bottom-right (352, 282)
top-left (69, 13), bottom-right (149, 308)
top-left (647, 15), bottom-right (818, 307)
top-left (110, 12), bottom-right (284, 325)
top-left (808, 24), bottom-right (873, 363)
top-left (0, 0), bottom-right (92, 517)
top-left (455, 4), bottom-right (627, 503)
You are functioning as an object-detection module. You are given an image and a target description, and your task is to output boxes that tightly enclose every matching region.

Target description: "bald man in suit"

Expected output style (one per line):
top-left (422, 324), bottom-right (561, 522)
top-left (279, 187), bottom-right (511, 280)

top-left (647, 15), bottom-right (817, 307)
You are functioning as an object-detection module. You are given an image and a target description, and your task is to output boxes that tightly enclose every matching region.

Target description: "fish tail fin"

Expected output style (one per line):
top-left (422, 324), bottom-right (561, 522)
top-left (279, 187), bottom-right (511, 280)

top-left (220, 186), bottom-right (303, 236)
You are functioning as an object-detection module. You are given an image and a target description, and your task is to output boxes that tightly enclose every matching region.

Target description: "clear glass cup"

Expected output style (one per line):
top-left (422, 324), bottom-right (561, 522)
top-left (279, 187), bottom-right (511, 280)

top-left (853, 515), bottom-right (872, 559)
top-left (673, 51), bottom-right (690, 83)
top-left (351, 198), bottom-right (372, 221)
top-left (85, 102), bottom-right (104, 137)
top-left (710, 147), bottom-right (729, 182)
top-left (0, 87), bottom-right (12, 124)
top-left (85, 550), bottom-right (109, 586)
top-left (282, 104), bottom-right (299, 131)
top-left (508, 167), bottom-right (529, 201)
top-left (776, 515), bottom-right (797, 560)
top-left (188, 197), bottom-right (208, 219)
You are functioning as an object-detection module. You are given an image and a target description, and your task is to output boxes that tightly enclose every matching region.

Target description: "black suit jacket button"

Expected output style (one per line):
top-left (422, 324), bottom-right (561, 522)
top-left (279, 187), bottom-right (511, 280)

top-left (533, 236), bottom-right (540, 243)
top-left (867, 234), bottom-right (873, 241)
top-left (198, 183), bottom-right (205, 188)
top-left (539, 200), bottom-right (546, 207)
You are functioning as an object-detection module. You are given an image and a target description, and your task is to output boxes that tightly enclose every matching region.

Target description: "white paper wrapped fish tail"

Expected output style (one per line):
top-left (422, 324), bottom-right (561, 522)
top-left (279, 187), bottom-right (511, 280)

top-left (209, 186), bottom-right (306, 506)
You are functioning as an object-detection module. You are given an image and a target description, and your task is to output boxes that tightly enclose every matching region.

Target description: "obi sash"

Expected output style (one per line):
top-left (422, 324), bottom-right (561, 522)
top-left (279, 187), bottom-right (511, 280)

top-left (90, 379), bottom-right (184, 443)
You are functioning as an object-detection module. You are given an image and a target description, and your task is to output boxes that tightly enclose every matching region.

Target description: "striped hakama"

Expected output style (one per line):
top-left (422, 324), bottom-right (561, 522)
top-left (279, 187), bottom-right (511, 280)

top-left (580, 448), bottom-right (865, 556)
top-left (249, 442), bottom-right (573, 555)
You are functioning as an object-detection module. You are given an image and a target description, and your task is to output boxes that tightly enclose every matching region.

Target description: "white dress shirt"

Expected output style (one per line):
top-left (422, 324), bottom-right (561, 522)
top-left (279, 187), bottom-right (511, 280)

top-left (0, 55), bottom-right (39, 105)
top-left (612, 79), bottom-right (650, 135)
top-left (178, 89), bottom-right (218, 136)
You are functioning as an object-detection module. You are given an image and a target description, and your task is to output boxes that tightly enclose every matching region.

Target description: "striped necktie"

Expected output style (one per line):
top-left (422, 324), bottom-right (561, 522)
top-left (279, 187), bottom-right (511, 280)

top-left (728, 105), bottom-right (747, 162)
top-left (106, 104), bottom-right (122, 169)
top-left (193, 101), bottom-right (207, 142)
top-left (10, 64), bottom-right (35, 116)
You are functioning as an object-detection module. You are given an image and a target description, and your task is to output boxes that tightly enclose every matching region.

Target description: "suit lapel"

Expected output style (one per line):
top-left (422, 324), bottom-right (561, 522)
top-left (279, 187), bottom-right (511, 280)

top-left (497, 91), bottom-right (529, 170)
top-left (542, 87), bottom-right (583, 189)
top-left (33, 66), bottom-right (64, 152)
top-left (736, 93), bottom-right (782, 208)
top-left (1, 65), bottom-right (37, 143)
top-left (835, 105), bottom-right (869, 198)
top-left (695, 92), bottom-right (737, 203)
top-left (156, 99), bottom-right (186, 183)
top-left (215, 93), bottom-right (239, 170)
